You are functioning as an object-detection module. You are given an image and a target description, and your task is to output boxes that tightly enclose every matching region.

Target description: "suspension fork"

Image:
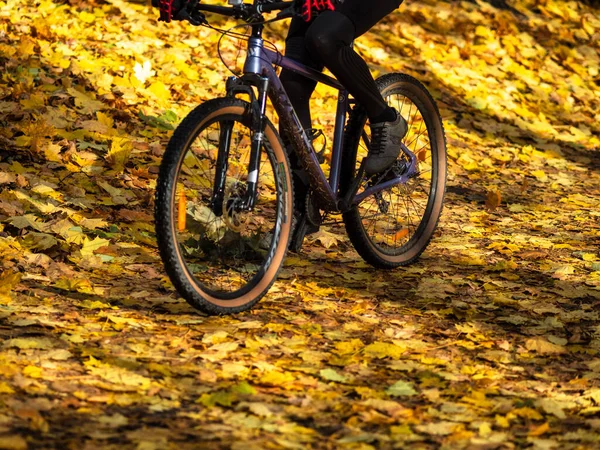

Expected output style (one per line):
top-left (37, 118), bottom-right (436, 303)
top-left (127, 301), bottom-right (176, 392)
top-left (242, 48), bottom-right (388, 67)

top-left (210, 121), bottom-right (233, 216)
top-left (242, 74), bottom-right (269, 210)
top-left (210, 74), bottom-right (268, 215)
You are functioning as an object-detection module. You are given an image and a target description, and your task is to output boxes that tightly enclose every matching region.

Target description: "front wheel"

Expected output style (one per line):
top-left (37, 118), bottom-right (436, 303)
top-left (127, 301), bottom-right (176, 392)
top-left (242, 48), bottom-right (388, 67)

top-left (341, 73), bottom-right (447, 268)
top-left (155, 98), bottom-right (294, 315)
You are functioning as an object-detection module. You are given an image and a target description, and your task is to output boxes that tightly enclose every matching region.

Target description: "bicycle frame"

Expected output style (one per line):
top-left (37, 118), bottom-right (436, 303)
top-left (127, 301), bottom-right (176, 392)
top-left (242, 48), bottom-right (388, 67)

top-left (222, 23), bottom-right (418, 212)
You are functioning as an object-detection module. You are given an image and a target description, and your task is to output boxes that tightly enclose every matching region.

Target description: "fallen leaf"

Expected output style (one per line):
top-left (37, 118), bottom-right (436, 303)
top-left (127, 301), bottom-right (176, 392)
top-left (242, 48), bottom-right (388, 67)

top-left (320, 368), bottom-right (347, 383)
top-left (525, 337), bottom-right (567, 355)
top-left (386, 380), bottom-right (417, 397)
top-left (484, 188), bottom-right (502, 212)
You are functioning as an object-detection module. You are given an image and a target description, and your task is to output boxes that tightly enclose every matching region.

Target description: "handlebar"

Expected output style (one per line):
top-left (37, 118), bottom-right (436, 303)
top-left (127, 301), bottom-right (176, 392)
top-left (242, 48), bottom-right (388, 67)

top-left (191, 1), bottom-right (295, 24)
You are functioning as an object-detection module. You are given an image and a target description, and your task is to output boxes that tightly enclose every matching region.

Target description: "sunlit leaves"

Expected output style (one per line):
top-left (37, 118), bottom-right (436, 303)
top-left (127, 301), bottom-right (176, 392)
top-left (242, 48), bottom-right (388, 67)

top-left (0, 0), bottom-right (599, 448)
top-left (133, 60), bottom-right (156, 85)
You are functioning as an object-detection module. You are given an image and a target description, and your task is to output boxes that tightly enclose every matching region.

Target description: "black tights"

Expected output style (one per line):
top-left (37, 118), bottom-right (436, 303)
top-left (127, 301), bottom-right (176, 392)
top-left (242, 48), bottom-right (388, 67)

top-left (280, 0), bottom-right (402, 130)
top-left (280, 0), bottom-right (402, 211)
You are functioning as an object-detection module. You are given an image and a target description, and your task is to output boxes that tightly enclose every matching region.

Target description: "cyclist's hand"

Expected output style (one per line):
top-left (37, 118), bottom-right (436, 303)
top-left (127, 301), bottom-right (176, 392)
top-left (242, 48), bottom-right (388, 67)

top-left (297, 0), bottom-right (334, 22)
top-left (152, 0), bottom-right (206, 24)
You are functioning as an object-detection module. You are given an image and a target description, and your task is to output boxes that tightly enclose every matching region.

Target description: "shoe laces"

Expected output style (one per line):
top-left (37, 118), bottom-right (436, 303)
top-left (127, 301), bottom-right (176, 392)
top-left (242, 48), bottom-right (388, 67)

top-left (370, 123), bottom-right (390, 156)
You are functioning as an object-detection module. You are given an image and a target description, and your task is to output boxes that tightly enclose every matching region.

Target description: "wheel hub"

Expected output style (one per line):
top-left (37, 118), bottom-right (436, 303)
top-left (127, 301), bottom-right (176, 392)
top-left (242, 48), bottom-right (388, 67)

top-left (222, 183), bottom-right (249, 232)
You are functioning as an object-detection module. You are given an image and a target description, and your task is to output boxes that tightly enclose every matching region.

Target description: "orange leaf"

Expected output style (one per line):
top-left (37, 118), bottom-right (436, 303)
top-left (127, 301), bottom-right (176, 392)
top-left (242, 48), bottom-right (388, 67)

top-left (394, 228), bottom-right (409, 241)
top-left (416, 149), bottom-right (427, 162)
top-left (178, 191), bottom-right (187, 232)
top-left (529, 422), bottom-right (550, 437)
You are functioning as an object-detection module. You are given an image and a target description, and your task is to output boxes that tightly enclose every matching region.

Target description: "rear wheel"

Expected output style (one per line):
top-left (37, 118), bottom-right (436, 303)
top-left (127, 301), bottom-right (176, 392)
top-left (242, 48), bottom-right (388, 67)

top-left (155, 98), bottom-right (294, 315)
top-left (341, 73), bottom-right (447, 268)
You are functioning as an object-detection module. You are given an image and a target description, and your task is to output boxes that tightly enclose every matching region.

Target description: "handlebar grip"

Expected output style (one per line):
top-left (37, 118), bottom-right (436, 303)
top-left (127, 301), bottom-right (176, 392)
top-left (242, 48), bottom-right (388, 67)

top-left (196, 4), bottom-right (237, 16)
top-left (196, 1), bottom-right (293, 16)
top-left (260, 1), bottom-right (292, 12)
top-left (274, 8), bottom-right (294, 19)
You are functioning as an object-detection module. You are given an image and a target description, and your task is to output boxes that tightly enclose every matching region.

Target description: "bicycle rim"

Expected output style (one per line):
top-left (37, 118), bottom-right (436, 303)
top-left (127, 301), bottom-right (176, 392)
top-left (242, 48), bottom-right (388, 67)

top-left (156, 100), bottom-right (293, 311)
top-left (344, 74), bottom-right (446, 266)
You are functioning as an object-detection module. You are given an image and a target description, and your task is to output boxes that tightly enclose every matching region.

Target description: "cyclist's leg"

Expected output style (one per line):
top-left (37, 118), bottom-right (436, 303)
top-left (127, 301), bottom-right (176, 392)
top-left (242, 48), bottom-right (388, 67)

top-left (280, 17), bottom-right (324, 131)
top-left (305, 1), bottom-right (402, 123)
top-left (280, 17), bottom-right (321, 213)
top-left (305, 2), bottom-right (408, 175)
top-left (280, 17), bottom-right (324, 248)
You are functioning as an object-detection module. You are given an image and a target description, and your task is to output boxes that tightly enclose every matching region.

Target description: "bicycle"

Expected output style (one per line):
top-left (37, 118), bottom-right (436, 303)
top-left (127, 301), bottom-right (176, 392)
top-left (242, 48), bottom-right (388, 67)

top-left (154, 0), bottom-right (447, 315)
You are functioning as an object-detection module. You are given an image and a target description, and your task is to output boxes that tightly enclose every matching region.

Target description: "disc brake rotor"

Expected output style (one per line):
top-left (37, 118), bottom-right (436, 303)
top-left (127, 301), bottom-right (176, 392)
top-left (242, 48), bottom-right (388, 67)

top-left (222, 184), bottom-right (248, 232)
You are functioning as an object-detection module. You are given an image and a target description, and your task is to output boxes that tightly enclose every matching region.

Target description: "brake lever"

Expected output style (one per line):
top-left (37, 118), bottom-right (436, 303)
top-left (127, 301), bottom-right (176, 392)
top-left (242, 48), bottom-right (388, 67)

top-left (174, 0), bottom-right (207, 25)
top-left (187, 9), bottom-right (207, 25)
top-left (275, 7), bottom-right (295, 19)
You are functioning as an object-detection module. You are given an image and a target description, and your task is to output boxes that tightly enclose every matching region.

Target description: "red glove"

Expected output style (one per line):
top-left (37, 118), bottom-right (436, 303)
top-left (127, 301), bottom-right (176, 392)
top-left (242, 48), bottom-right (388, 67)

top-left (301, 0), bottom-right (334, 22)
top-left (154, 0), bottom-right (191, 22)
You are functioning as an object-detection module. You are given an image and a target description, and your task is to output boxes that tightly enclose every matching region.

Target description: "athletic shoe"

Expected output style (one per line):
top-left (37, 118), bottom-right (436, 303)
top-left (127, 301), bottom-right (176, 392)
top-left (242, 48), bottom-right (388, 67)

top-left (365, 110), bottom-right (408, 176)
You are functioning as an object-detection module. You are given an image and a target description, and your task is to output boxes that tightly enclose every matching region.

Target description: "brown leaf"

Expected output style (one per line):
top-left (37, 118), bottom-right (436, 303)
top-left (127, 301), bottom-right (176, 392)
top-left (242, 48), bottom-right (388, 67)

top-left (525, 337), bottom-right (566, 355)
top-left (485, 189), bottom-right (502, 211)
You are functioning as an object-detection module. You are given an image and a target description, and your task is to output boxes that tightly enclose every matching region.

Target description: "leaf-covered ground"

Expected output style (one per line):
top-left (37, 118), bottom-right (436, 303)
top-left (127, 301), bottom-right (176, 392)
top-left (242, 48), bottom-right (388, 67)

top-left (1, 0), bottom-right (600, 448)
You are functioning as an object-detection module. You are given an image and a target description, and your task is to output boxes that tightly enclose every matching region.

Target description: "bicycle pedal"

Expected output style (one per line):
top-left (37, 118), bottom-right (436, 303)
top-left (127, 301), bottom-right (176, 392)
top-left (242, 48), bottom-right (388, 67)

top-left (305, 193), bottom-right (323, 227)
top-left (371, 160), bottom-right (408, 184)
top-left (290, 214), bottom-right (318, 253)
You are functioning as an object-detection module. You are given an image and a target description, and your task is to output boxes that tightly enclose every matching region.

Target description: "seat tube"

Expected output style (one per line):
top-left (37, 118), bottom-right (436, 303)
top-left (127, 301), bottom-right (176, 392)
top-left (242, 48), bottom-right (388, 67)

top-left (329, 89), bottom-right (349, 194)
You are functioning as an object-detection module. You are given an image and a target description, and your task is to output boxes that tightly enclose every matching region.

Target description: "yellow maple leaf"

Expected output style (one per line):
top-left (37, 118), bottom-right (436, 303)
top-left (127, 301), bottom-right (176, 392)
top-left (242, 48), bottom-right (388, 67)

top-left (88, 366), bottom-right (152, 390)
top-left (0, 43), bottom-right (16, 58)
top-left (18, 37), bottom-right (35, 57)
top-left (0, 382), bottom-right (14, 394)
top-left (97, 111), bottom-right (114, 129)
top-left (106, 137), bottom-right (132, 170)
top-left (552, 264), bottom-right (574, 279)
top-left (335, 339), bottom-right (364, 355)
top-left (80, 236), bottom-right (110, 257)
top-left (23, 365), bottom-right (43, 378)
top-left (43, 143), bottom-right (63, 163)
top-left (133, 60), bottom-right (156, 85)
top-left (456, 153), bottom-right (479, 171)
top-left (147, 81), bottom-right (171, 103)
top-left (20, 93), bottom-right (45, 110)
top-left (259, 370), bottom-right (295, 386)
top-left (67, 87), bottom-right (105, 114)
top-left (531, 170), bottom-right (548, 182)
top-left (510, 407), bottom-right (543, 420)
top-left (364, 341), bottom-right (406, 359)
top-left (0, 271), bottom-right (21, 295)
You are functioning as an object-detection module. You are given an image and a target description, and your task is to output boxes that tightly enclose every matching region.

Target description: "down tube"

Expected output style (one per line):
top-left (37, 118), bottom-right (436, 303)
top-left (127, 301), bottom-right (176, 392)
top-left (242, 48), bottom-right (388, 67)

top-left (266, 72), bottom-right (338, 211)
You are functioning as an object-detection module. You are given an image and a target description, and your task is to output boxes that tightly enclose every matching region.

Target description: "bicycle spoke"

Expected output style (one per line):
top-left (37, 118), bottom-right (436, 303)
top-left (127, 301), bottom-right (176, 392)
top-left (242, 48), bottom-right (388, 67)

top-left (353, 89), bottom-right (437, 255)
top-left (405, 121), bottom-right (426, 149)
